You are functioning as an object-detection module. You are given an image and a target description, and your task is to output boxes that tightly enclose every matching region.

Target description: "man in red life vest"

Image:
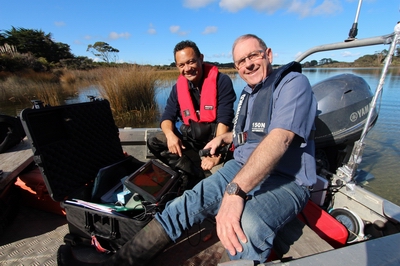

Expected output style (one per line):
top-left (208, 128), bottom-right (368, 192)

top-left (147, 40), bottom-right (236, 186)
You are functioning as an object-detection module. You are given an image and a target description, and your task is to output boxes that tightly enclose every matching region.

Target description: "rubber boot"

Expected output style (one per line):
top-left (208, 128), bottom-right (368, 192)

top-left (172, 155), bottom-right (205, 189)
top-left (57, 219), bottom-right (171, 266)
top-left (102, 219), bottom-right (171, 266)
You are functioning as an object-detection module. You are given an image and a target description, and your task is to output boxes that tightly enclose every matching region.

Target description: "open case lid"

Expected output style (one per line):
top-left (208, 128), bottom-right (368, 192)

top-left (20, 99), bottom-right (125, 201)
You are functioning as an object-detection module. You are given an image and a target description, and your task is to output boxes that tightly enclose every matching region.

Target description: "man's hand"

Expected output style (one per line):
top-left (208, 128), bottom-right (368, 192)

top-left (216, 194), bottom-right (247, 256)
top-left (203, 134), bottom-right (225, 155)
top-left (201, 155), bottom-right (221, 170)
top-left (165, 132), bottom-right (185, 157)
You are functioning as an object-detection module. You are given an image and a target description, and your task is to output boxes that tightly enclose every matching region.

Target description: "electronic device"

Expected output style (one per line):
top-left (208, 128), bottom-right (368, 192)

top-left (124, 159), bottom-right (179, 204)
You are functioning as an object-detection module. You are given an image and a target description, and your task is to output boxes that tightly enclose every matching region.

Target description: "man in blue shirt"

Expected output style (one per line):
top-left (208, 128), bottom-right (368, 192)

top-left (59, 34), bottom-right (317, 266)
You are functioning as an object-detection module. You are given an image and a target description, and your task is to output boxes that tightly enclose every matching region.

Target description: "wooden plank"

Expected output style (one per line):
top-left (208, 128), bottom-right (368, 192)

top-left (0, 139), bottom-right (33, 190)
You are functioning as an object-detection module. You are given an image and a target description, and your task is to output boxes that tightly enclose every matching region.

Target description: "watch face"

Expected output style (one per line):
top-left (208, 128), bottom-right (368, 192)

top-left (226, 182), bottom-right (238, 195)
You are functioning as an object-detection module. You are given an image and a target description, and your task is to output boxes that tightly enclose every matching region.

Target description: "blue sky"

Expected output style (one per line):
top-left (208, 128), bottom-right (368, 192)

top-left (1, 0), bottom-right (399, 65)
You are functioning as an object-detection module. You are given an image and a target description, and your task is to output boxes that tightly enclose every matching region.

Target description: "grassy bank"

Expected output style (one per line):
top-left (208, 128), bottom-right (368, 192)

top-left (0, 66), bottom-right (161, 127)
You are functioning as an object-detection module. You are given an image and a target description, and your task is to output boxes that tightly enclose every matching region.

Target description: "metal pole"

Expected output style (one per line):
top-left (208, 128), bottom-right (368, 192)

top-left (360, 25), bottom-right (400, 143)
top-left (354, 0), bottom-right (363, 24)
top-left (346, 0), bottom-right (363, 41)
top-left (295, 34), bottom-right (394, 63)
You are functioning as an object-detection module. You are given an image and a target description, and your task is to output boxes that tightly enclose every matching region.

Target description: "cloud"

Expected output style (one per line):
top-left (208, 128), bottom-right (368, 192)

top-left (218, 0), bottom-right (342, 17)
top-left (108, 32), bottom-right (131, 40)
top-left (202, 26), bottom-right (218, 34)
top-left (170, 25), bottom-right (180, 33)
top-left (341, 50), bottom-right (360, 57)
top-left (170, 25), bottom-right (190, 36)
top-left (148, 23), bottom-right (156, 35)
top-left (84, 35), bottom-right (93, 40)
top-left (183, 0), bottom-right (216, 8)
top-left (312, 0), bottom-right (343, 16)
top-left (289, 0), bottom-right (343, 17)
top-left (219, 0), bottom-right (283, 13)
top-left (54, 21), bottom-right (66, 27)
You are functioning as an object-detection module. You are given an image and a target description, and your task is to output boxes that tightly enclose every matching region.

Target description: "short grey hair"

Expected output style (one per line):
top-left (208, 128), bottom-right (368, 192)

top-left (232, 34), bottom-right (268, 60)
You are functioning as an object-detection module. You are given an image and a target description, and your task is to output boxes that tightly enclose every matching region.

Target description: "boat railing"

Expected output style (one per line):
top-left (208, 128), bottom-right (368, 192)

top-left (294, 33), bottom-right (395, 63)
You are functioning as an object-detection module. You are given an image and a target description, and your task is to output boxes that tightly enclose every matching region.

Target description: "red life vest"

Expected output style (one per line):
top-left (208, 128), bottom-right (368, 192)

top-left (177, 63), bottom-right (218, 125)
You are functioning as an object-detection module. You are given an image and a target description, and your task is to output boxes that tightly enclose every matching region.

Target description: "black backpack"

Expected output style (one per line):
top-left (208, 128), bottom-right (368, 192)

top-left (0, 115), bottom-right (26, 153)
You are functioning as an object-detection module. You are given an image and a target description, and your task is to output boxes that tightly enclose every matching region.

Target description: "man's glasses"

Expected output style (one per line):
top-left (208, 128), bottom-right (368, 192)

top-left (235, 50), bottom-right (265, 69)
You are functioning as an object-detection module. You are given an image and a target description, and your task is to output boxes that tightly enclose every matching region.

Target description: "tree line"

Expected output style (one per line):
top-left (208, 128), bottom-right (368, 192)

top-left (1, 27), bottom-right (399, 73)
top-left (0, 27), bottom-right (123, 71)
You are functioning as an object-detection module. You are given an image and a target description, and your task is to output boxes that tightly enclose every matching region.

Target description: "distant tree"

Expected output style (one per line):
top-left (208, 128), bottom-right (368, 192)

top-left (87, 42), bottom-right (119, 63)
top-left (0, 26), bottom-right (73, 63)
top-left (374, 49), bottom-right (388, 64)
top-left (60, 56), bottom-right (95, 70)
top-left (310, 60), bottom-right (318, 66)
top-left (319, 58), bottom-right (333, 65)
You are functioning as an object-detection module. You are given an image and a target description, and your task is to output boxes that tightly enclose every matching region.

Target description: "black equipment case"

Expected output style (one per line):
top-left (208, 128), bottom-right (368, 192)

top-left (20, 99), bottom-right (154, 251)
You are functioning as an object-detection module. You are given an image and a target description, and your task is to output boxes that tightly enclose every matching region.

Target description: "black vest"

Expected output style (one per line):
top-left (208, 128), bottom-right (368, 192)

top-left (232, 61), bottom-right (302, 148)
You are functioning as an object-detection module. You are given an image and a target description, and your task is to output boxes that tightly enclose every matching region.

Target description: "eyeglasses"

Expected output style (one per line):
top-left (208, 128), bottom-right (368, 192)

top-left (234, 50), bottom-right (264, 69)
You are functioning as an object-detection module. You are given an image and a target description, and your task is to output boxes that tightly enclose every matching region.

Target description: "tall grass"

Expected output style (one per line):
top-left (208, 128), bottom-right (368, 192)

top-left (94, 65), bottom-right (160, 127)
top-left (0, 70), bottom-right (65, 106)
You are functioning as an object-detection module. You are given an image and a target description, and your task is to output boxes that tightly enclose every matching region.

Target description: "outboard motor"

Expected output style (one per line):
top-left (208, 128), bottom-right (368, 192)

top-left (313, 74), bottom-right (378, 172)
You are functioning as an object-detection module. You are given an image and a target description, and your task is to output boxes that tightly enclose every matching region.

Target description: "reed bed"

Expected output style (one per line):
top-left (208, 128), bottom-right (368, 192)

top-left (0, 71), bottom-right (65, 106)
top-left (93, 65), bottom-right (160, 127)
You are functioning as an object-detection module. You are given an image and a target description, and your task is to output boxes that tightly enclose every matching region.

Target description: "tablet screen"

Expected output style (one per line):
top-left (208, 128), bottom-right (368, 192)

top-left (125, 160), bottom-right (178, 203)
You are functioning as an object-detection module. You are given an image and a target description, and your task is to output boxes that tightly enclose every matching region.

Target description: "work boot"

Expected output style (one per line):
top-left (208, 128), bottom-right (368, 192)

top-left (172, 155), bottom-right (205, 189)
top-left (57, 219), bottom-right (172, 266)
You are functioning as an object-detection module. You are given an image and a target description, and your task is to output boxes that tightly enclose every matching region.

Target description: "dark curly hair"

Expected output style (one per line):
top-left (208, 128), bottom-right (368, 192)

top-left (173, 40), bottom-right (201, 62)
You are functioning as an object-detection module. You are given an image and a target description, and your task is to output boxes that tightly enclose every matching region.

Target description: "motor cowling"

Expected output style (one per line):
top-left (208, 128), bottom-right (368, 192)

top-left (313, 73), bottom-right (377, 149)
top-left (312, 74), bottom-right (378, 172)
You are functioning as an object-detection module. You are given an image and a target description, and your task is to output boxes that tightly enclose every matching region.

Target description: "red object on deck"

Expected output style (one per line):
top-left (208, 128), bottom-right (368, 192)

top-left (15, 166), bottom-right (66, 216)
top-left (297, 200), bottom-right (348, 248)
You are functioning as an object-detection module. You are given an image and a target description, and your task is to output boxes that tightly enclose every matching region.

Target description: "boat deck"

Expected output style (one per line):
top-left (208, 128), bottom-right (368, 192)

top-left (0, 138), bottom-right (227, 265)
top-left (0, 203), bottom-right (226, 266)
top-left (0, 131), bottom-right (377, 266)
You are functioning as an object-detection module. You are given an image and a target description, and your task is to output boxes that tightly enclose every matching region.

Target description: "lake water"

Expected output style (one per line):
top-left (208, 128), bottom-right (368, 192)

top-left (1, 68), bottom-right (400, 205)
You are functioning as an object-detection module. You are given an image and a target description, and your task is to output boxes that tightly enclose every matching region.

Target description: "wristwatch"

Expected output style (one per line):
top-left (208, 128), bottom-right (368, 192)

top-left (226, 182), bottom-right (247, 200)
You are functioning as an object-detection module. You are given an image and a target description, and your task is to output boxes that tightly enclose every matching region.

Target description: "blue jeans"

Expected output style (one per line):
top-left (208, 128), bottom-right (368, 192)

top-left (155, 159), bottom-right (310, 262)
